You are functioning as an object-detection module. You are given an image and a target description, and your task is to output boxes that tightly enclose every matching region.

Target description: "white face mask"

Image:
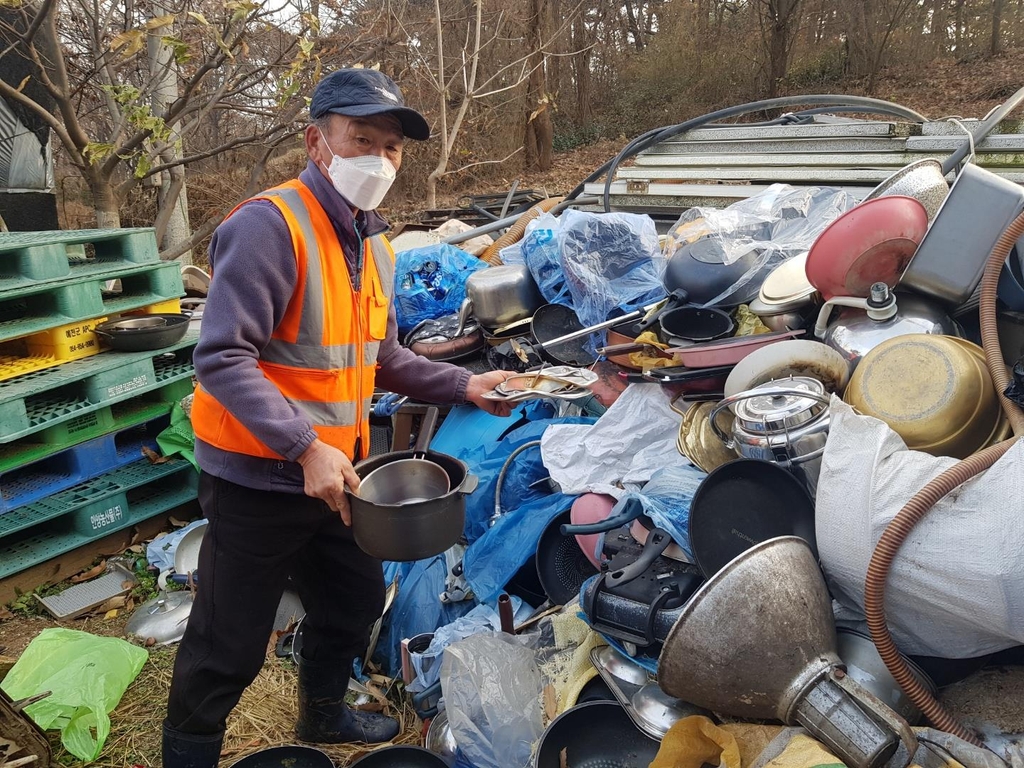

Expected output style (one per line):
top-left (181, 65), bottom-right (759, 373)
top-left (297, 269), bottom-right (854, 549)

top-left (318, 128), bottom-right (397, 211)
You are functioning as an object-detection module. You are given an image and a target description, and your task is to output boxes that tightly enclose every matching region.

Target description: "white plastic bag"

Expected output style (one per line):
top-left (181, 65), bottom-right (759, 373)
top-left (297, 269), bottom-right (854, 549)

top-left (441, 632), bottom-right (544, 768)
top-left (816, 398), bottom-right (1024, 657)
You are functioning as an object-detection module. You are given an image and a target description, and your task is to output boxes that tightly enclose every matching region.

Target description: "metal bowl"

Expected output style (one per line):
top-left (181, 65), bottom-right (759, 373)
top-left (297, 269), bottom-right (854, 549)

top-left (424, 709), bottom-right (457, 765)
top-left (864, 159), bottom-right (950, 221)
top-left (94, 313), bottom-right (191, 352)
top-left (102, 315), bottom-right (169, 330)
top-left (836, 628), bottom-right (938, 726)
top-left (844, 335), bottom-right (1003, 458)
top-left (630, 682), bottom-right (706, 739)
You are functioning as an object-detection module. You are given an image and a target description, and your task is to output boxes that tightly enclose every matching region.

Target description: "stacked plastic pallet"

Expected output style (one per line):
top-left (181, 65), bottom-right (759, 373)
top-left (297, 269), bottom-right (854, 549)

top-left (0, 228), bottom-right (199, 580)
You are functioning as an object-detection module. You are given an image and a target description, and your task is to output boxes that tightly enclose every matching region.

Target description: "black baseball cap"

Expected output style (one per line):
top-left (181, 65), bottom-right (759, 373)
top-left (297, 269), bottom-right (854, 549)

top-left (310, 68), bottom-right (430, 141)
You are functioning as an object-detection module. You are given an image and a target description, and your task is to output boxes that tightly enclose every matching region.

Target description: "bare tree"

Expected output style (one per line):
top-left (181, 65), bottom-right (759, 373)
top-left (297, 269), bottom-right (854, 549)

top-left (840, 0), bottom-right (917, 92)
top-left (0, 0), bottom-right (319, 259)
top-left (755, 0), bottom-right (805, 98)
top-left (991, 0), bottom-right (1005, 55)
top-left (523, 0), bottom-right (553, 170)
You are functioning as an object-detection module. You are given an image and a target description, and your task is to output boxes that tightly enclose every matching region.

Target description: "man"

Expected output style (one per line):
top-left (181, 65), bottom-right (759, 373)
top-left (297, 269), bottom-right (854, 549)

top-left (163, 68), bottom-right (513, 768)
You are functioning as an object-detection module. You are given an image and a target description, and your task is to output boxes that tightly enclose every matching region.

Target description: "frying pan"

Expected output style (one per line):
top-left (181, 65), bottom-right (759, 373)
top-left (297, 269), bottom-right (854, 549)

top-left (536, 510), bottom-right (599, 605)
top-left (687, 458), bottom-right (816, 579)
top-left (529, 304), bottom-right (597, 366)
top-left (534, 701), bottom-right (660, 768)
top-left (569, 493), bottom-right (616, 568)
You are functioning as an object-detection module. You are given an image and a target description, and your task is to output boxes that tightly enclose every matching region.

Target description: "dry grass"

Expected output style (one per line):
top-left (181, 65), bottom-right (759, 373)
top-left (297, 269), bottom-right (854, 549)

top-left (44, 647), bottom-right (423, 768)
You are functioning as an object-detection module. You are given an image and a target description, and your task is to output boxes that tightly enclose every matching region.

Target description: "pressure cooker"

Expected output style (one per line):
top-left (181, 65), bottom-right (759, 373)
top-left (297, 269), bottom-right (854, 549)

top-left (709, 376), bottom-right (831, 497)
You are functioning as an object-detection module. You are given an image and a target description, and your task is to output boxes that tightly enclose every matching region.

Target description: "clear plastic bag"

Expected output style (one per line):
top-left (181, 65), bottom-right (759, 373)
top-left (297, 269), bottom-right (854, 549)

top-left (1, 628), bottom-right (148, 761)
top-left (663, 184), bottom-right (856, 308)
top-left (559, 209), bottom-right (666, 327)
top-left (441, 632), bottom-right (544, 768)
top-left (516, 213), bottom-right (571, 305)
top-left (605, 464), bottom-right (708, 561)
top-left (393, 243), bottom-right (489, 333)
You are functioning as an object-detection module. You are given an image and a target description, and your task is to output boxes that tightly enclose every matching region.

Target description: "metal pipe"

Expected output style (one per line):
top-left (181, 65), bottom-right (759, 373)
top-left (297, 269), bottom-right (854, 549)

top-left (440, 197), bottom-right (601, 245)
top-left (941, 83), bottom-right (1024, 174)
top-left (498, 592), bottom-right (515, 634)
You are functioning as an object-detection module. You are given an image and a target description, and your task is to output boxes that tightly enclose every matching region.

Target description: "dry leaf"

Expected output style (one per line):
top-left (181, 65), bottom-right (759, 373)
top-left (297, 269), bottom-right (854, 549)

top-left (126, 544), bottom-right (145, 554)
top-left (144, 637), bottom-right (157, 647)
top-left (122, 580), bottom-right (135, 590)
top-left (560, 747), bottom-right (568, 768)
top-left (352, 700), bottom-right (384, 712)
top-left (169, 516), bottom-right (189, 528)
top-left (99, 595), bottom-right (127, 611)
top-left (71, 560), bottom-right (106, 583)
top-left (104, 609), bottom-right (118, 620)
top-left (142, 445), bottom-right (170, 464)
top-left (0, 606), bottom-right (13, 620)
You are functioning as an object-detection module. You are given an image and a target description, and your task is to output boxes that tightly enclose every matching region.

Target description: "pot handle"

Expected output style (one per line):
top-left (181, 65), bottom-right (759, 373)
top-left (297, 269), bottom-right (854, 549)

top-left (459, 473), bottom-right (479, 495)
top-left (635, 288), bottom-right (689, 332)
top-left (708, 387), bottom-right (832, 445)
top-left (413, 407), bottom-right (441, 458)
top-left (561, 497), bottom-right (643, 536)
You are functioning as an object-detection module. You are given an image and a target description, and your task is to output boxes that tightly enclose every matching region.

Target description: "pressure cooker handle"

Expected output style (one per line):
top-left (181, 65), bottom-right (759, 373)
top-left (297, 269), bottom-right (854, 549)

top-left (412, 406), bottom-right (441, 458)
top-left (708, 387), bottom-right (832, 445)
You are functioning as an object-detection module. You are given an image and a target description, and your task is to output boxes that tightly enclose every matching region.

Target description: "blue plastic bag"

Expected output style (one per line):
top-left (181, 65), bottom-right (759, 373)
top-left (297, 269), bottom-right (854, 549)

top-left (516, 213), bottom-right (572, 306)
top-left (393, 244), bottom-right (488, 333)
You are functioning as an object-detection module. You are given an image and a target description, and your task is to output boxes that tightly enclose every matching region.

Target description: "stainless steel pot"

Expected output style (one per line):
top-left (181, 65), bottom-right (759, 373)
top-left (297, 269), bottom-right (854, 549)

top-left (348, 448), bottom-right (478, 562)
top-left (710, 377), bottom-right (831, 497)
top-left (463, 264), bottom-right (544, 329)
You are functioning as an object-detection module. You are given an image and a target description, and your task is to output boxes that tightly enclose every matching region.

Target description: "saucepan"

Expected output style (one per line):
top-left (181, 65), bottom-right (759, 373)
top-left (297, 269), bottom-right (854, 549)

top-left (459, 264), bottom-right (545, 330)
top-left (635, 289), bottom-right (735, 344)
top-left (348, 409), bottom-right (478, 561)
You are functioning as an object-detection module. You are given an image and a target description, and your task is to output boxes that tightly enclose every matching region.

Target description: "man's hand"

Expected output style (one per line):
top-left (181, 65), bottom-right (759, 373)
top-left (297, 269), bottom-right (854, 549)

top-left (465, 371), bottom-right (518, 417)
top-left (296, 439), bottom-right (361, 524)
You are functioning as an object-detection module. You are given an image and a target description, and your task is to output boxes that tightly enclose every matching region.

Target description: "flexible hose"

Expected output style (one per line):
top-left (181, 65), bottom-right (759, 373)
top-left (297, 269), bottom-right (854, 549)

top-left (863, 211), bottom-right (1024, 749)
top-left (479, 197), bottom-right (563, 265)
top-left (491, 440), bottom-right (543, 526)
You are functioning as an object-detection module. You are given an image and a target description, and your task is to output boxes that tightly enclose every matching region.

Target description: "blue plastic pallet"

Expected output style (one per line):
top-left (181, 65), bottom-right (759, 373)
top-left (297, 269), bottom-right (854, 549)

top-left (0, 464), bottom-right (198, 580)
top-left (0, 415), bottom-right (169, 514)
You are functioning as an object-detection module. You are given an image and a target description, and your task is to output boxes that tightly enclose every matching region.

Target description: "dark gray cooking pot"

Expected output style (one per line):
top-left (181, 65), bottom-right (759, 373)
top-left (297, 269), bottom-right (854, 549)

top-left (348, 449), bottom-right (478, 562)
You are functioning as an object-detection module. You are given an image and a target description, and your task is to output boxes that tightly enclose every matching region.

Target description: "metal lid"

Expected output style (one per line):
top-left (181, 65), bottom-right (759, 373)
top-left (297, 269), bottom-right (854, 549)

top-left (629, 683), bottom-right (704, 739)
top-left (733, 376), bottom-right (827, 434)
top-left (125, 591), bottom-right (194, 645)
top-left (759, 253), bottom-right (816, 305)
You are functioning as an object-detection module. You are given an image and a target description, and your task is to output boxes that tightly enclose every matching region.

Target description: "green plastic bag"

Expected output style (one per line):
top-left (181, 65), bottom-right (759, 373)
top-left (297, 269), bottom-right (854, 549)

top-left (1, 628), bottom-right (148, 762)
top-left (156, 401), bottom-right (197, 470)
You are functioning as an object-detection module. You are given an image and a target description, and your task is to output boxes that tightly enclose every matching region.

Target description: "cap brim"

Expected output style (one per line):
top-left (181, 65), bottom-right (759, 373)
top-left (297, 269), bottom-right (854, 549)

top-left (325, 104), bottom-right (431, 141)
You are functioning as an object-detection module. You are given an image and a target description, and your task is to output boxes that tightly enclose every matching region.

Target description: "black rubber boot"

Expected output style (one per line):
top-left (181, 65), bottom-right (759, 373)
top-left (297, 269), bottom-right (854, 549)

top-left (162, 721), bottom-right (224, 768)
top-left (296, 656), bottom-right (400, 744)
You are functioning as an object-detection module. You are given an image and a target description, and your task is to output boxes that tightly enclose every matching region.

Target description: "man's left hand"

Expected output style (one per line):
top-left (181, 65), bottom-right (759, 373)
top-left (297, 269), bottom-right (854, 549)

top-left (465, 371), bottom-right (518, 417)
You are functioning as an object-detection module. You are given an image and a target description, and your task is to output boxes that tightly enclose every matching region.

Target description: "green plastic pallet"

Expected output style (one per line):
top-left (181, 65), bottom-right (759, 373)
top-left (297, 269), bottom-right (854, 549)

top-left (0, 466), bottom-right (199, 580)
top-left (0, 378), bottom-right (192, 474)
top-left (0, 456), bottom-right (193, 538)
top-left (0, 262), bottom-right (183, 343)
top-left (0, 332), bottom-right (197, 444)
top-left (0, 229), bottom-right (159, 296)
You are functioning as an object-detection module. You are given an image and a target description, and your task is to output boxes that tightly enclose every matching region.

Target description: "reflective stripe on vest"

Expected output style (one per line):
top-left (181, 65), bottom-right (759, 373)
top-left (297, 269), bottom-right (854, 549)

top-left (191, 179), bottom-right (394, 460)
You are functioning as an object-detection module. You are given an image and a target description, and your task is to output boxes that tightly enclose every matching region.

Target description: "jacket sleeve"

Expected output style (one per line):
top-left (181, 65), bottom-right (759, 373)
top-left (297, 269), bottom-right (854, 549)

top-left (373, 302), bottom-right (472, 403)
top-left (192, 201), bottom-right (319, 461)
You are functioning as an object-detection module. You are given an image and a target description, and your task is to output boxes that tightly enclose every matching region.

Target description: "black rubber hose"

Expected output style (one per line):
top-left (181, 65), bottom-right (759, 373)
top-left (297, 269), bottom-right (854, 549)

top-left (563, 94), bottom-right (929, 209)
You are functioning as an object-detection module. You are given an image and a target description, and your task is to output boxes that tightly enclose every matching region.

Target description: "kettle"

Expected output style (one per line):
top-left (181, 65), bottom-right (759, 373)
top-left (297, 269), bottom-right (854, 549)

top-left (709, 376), bottom-right (831, 498)
top-left (813, 283), bottom-right (957, 373)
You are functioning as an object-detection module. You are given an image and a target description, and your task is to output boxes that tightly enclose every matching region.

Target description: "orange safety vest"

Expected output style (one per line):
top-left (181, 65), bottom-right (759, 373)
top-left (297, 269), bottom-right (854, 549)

top-left (191, 178), bottom-right (395, 461)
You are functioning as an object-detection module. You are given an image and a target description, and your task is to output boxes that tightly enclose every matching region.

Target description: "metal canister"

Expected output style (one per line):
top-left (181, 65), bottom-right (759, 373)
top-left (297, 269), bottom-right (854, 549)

top-left (710, 376), bottom-right (831, 497)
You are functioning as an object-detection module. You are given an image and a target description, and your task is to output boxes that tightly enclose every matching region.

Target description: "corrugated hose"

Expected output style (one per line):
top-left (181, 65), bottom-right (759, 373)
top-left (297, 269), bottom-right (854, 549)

top-left (863, 210), bottom-right (1024, 748)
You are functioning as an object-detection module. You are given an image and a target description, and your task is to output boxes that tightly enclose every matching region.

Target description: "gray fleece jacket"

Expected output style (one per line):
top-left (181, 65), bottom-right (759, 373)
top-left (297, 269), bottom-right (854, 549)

top-left (193, 160), bottom-right (472, 493)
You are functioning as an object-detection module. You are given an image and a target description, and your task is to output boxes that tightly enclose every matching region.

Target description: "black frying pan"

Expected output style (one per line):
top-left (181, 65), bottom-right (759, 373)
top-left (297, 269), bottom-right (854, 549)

top-left (687, 458), bottom-right (816, 579)
top-left (232, 745), bottom-right (334, 768)
top-left (534, 700), bottom-right (661, 768)
top-left (529, 303), bottom-right (597, 367)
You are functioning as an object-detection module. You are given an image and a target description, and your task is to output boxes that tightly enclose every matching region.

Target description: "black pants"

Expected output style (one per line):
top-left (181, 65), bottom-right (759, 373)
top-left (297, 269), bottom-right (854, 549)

top-left (166, 472), bottom-right (385, 735)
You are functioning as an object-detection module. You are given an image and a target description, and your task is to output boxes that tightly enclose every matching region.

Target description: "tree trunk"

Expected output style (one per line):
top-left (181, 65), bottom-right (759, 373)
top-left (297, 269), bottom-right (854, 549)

top-left (991, 0), bottom-right (1005, 55)
top-left (91, 179), bottom-right (121, 229)
top-left (524, 0), bottom-right (553, 171)
top-left (954, 0), bottom-right (966, 53)
top-left (762, 0), bottom-right (804, 99)
top-left (571, 12), bottom-right (592, 129)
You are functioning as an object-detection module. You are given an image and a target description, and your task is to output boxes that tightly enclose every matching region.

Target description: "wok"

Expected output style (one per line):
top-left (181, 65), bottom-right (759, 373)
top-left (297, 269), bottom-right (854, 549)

top-left (95, 312), bottom-right (191, 352)
top-left (232, 745), bottom-right (333, 768)
top-left (350, 745), bottom-right (449, 767)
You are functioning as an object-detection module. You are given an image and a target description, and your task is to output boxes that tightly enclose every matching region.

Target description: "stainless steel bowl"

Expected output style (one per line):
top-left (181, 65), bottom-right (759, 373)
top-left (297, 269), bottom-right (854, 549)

top-left (358, 457), bottom-right (451, 505)
top-left (424, 709), bottom-right (457, 765)
top-left (103, 315), bottom-right (169, 330)
top-left (836, 628), bottom-right (937, 726)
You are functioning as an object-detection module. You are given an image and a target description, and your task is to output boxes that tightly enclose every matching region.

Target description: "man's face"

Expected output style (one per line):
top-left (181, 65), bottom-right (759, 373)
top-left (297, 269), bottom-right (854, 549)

top-left (307, 113), bottom-right (404, 173)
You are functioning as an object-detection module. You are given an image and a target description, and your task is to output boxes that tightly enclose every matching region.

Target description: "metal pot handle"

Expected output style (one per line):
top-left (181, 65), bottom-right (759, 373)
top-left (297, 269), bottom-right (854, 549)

top-left (459, 473), bottom-right (479, 495)
top-left (708, 387), bottom-right (832, 445)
